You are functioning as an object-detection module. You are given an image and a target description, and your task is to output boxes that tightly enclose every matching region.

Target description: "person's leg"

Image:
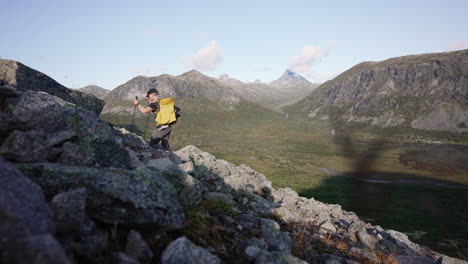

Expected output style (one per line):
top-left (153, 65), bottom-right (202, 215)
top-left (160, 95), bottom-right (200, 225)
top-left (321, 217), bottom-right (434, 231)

top-left (149, 128), bottom-right (163, 149)
top-left (161, 127), bottom-right (172, 151)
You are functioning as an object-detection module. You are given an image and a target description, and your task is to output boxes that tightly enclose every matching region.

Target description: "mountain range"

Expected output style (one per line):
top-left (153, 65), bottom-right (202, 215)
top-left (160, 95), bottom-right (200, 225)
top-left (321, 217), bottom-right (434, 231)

top-left (101, 68), bottom-right (316, 116)
top-left (1, 49), bottom-right (466, 133)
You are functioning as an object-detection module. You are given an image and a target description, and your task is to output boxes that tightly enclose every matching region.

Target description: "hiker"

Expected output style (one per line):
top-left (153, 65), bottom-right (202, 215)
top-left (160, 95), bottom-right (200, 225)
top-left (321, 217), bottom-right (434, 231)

top-left (133, 88), bottom-right (180, 151)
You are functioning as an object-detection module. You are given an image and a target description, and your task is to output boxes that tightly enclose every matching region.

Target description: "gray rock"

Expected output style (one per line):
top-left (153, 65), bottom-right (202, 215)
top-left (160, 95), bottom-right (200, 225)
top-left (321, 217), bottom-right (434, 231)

top-left (385, 229), bottom-right (422, 255)
top-left (0, 129), bottom-right (77, 163)
top-left (146, 157), bottom-right (178, 171)
top-left (319, 221), bottom-right (337, 234)
top-left (237, 238), bottom-right (268, 252)
top-left (115, 127), bottom-right (148, 149)
top-left (259, 218), bottom-right (292, 253)
top-left (435, 255), bottom-right (468, 264)
top-left (272, 187), bottom-right (300, 205)
top-left (56, 141), bottom-right (94, 166)
top-left (10, 90), bottom-right (73, 133)
top-left (347, 222), bottom-right (362, 242)
top-left (3, 90), bottom-right (130, 168)
top-left (178, 161), bottom-right (194, 173)
top-left (124, 230), bottom-right (153, 264)
top-left (161, 167), bottom-right (208, 209)
top-left (18, 163), bottom-right (184, 226)
top-left (172, 149), bottom-right (191, 164)
top-left (175, 145), bottom-right (273, 197)
top-left (395, 255), bottom-right (436, 264)
top-left (255, 250), bottom-right (307, 264)
top-left (356, 230), bottom-right (377, 250)
top-left (0, 130), bottom-right (49, 162)
top-left (112, 252), bottom-right (141, 264)
top-left (244, 246), bottom-right (263, 261)
top-left (0, 158), bottom-right (55, 249)
top-left (205, 192), bottom-right (235, 205)
top-left (126, 148), bottom-right (146, 169)
top-left (161, 236), bottom-right (221, 264)
top-left (51, 188), bottom-right (87, 233)
top-left (349, 247), bottom-right (379, 263)
top-left (236, 214), bottom-right (262, 230)
top-left (1, 234), bottom-right (72, 264)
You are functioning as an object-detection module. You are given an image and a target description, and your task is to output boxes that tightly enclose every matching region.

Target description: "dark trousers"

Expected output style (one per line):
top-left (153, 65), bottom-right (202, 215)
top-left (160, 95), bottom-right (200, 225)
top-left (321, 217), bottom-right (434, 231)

top-left (149, 126), bottom-right (172, 151)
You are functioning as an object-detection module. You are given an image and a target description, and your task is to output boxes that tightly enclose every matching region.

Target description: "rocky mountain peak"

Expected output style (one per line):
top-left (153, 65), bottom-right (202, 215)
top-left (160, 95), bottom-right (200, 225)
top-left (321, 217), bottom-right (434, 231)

top-left (78, 85), bottom-right (109, 99)
top-left (180, 69), bottom-right (205, 77)
top-left (278, 69), bottom-right (308, 82)
top-left (270, 69), bottom-right (310, 87)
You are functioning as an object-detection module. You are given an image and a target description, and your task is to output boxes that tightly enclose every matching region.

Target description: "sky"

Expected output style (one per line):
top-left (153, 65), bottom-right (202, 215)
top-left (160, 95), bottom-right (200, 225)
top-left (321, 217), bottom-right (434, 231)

top-left (1, 0), bottom-right (467, 89)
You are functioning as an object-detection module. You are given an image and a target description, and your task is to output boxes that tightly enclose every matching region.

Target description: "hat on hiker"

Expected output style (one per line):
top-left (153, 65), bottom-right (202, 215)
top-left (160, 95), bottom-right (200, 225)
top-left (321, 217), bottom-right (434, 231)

top-left (146, 88), bottom-right (159, 97)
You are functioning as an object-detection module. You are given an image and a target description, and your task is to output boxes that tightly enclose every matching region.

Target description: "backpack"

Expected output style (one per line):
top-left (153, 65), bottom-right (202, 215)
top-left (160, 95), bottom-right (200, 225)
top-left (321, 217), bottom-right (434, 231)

top-left (155, 97), bottom-right (181, 125)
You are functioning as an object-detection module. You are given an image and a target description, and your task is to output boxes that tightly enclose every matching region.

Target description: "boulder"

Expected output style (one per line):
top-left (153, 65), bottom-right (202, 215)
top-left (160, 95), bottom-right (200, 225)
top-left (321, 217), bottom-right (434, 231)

top-left (356, 230), bottom-right (377, 250)
top-left (385, 230), bottom-right (423, 255)
top-left (146, 157), bottom-right (178, 171)
top-left (0, 129), bottom-right (77, 162)
top-left (114, 127), bottom-right (148, 149)
top-left (1, 234), bottom-right (72, 264)
top-left (161, 236), bottom-right (221, 264)
top-left (3, 90), bottom-right (130, 168)
top-left (112, 252), bottom-right (141, 264)
top-left (259, 218), bottom-right (291, 253)
top-left (124, 230), bottom-right (153, 264)
top-left (0, 158), bottom-right (55, 249)
top-left (205, 192), bottom-right (235, 206)
top-left (160, 166), bottom-right (208, 209)
top-left (0, 130), bottom-right (49, 162)
top-left (178, 161), bottom-right (194, 174)
top-left (126, 148), bottom-right (146, 169)
top-left (255, 250), bottom-right (308, 264)
top-left (18, 163), bottom-right (185, 226)
top-left (51, 188), bottom-right (87, 233)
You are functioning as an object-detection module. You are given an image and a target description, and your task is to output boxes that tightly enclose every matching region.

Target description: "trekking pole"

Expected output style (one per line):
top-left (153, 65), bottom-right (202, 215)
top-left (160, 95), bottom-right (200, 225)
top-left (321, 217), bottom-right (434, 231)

top-left (143, 112), bottom-right (150, 140)
top-left (130, 96), bottom-right (138, 133)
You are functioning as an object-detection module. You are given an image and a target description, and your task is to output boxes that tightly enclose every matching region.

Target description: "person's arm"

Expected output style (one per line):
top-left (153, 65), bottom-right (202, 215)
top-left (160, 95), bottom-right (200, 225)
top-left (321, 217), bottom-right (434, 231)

top-left (133, 99), bottom-right (153, 114)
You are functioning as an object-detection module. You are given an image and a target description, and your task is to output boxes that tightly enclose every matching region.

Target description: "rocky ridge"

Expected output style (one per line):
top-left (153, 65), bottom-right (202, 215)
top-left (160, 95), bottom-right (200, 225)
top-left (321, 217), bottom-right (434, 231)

top-left (0, 59), bottom-right (105, 115)
top-left (284, 49), bottom-right (468, 133)
top-left (1, 81), bottom-right (466, 263)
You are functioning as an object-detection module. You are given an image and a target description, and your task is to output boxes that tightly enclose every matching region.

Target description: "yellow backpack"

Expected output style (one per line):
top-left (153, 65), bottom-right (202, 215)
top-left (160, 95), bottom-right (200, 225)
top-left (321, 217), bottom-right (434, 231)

top-left (155, 97), bottom-right (177, 125)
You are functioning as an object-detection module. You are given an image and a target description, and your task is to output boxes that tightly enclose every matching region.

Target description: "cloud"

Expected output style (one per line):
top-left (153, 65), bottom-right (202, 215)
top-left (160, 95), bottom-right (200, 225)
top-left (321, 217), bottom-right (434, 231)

top-left (181, 40), bottom-right (223, 71)
top-left (129, 65), bottom-right (151, 76)
top-left (288, 43), bottom-right (336, 73)
top-left (143, 27), bottom-right (158, 37)
top-left (447, 40), bottom-right (466, 51)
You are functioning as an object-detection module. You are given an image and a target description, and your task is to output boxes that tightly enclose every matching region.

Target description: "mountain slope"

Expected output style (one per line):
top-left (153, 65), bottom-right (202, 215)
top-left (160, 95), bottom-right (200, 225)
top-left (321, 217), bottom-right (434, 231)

top-left (283, 49), bottom-right (468, 132)
top-left (78, 85), bottom-right (109, 99)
